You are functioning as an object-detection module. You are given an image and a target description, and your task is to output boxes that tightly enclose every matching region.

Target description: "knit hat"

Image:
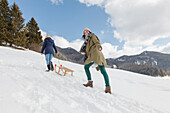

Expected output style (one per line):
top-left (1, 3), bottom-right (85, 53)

top-left (84, 28), bottom-right (91, 32)
top-left (45, 35), bottom-right (51, 39)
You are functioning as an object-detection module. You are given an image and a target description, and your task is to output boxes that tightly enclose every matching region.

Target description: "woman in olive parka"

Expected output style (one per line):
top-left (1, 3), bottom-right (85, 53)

top-left (80, 28), bottom-right (111, 94)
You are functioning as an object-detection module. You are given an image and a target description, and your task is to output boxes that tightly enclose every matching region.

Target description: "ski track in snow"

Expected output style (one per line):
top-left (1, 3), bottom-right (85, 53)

top-left (0, 46), bottom-right (169, 113)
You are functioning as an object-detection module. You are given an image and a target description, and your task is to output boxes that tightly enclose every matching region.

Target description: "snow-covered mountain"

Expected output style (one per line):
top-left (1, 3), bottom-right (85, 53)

top-left (106, 51), bottom-right (170, 76)
top-left (0, 46), bottom-right (170, 113)
top-left (114, 51), bottom-right (170, 70)
top-left (56, 46), bottom-right (84, 64)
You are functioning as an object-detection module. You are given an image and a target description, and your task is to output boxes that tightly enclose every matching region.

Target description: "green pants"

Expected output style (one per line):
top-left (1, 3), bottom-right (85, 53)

top-left (84, 62), bottom-right (110, 86)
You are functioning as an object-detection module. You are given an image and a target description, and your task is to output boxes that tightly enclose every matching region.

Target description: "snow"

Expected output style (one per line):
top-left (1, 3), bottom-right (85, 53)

top-left (117, 59), bottom-right (125, 62)
top-left (135, 60), bottom-right (141, 65)
top-left (153, 60), bottom-right (158, 66)
top-left (0, 46), bottom-right (170, 113)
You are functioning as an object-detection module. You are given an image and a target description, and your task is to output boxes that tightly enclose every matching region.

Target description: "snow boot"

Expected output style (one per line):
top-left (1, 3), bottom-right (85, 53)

top-left (105, 86), bottom-right (111, 94)
top-left (50, 62), bottom-right (54, 71)
top-left (46, 65), bottom-right (50, 72)
top-left (83, 81), bottom-right (93, 88)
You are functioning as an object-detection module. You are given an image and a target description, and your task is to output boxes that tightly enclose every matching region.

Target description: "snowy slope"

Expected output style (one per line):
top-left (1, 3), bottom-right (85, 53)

top-left (0, 46), bottom-right (170, 113)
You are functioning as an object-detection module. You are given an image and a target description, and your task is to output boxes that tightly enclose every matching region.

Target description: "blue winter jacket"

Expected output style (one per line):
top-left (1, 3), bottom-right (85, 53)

top-left (41, 38), bottom-right (58, 55)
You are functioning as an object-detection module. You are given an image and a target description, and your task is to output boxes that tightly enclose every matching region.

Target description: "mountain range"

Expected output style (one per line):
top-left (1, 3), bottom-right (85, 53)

top-left (53, 46), bottom-right (170, 77)
top-left (110, 51), bottom-right (170, 70)
top-left (55, 46), bottom-right (84, 64)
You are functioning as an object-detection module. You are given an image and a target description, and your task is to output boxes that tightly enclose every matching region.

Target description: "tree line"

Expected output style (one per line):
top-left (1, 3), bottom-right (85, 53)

top-left (0, 0), bottom-right (42, 49)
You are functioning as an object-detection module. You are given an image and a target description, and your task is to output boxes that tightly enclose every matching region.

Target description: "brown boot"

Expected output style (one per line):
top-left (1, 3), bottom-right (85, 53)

top-left (83, 81), bottom-right (93, 88)
top-left (105, 86), bottom-right (111, 94)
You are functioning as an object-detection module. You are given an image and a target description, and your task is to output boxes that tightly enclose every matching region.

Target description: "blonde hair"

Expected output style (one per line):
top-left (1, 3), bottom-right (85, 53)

top-left (45, 35), bottom-right (51, 39)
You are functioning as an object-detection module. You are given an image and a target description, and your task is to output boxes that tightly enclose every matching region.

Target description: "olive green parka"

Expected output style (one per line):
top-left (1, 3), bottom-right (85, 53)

top-left (84, 33), bottom-right (107, 66)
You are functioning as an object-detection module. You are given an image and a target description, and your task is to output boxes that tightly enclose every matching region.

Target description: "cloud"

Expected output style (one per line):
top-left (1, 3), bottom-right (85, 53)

top-left (52, 35), bottom-right (84, 51)
top-left (101, 43), bottom-right (118, 58)
top-left (40, 30), bottom-right (84, 51)
top-left (105, 0), bottom-right (170, 45)
top-left (78, 0), bottom-right (105, 7)
top-left (51, 0), bottom-right (63, 5)
top-left (78, 0), bottom-right (170, 55)
top-left (39, 30), bottom-right (47, 40)
top-left (159, 43), bottom-right (170, 54)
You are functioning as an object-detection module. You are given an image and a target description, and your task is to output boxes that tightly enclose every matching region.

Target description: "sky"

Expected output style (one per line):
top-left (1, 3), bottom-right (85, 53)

top-left (7, 0), bottom-right (170, 58)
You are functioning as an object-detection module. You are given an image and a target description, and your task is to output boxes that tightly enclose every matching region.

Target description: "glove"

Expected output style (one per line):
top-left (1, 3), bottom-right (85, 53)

top-left (96, 67), bottom-right (100, 71)
top-left (56, 53), bottom-right (58, 56)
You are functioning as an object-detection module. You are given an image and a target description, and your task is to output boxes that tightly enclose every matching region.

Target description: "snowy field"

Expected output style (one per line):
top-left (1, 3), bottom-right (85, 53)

top-left (0, 46), bottom-right (170, 113)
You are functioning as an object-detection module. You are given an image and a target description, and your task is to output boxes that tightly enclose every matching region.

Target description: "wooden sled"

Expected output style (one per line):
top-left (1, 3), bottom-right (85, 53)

top-left (54, 64), bottom-right (74, 77)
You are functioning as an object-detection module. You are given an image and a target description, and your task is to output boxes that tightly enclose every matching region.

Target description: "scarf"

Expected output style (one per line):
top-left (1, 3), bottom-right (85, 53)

top-left (80, 33), bottom-right (90, 53)
top-left (80, 33), bottom-right (91, 62)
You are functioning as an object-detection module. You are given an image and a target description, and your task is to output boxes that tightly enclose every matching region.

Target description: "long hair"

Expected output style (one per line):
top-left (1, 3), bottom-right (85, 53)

top-left (45, 35), bottom-right (51, 39)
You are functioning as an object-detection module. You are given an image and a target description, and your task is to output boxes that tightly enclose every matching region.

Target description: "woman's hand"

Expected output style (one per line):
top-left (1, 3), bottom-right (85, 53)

top-left (99, 47), bottom-right (102, 51)
top-left (41, 53), bottom-right (43, 55)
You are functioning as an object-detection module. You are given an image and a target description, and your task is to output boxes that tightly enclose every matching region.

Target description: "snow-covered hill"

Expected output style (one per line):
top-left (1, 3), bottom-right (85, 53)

top-left (0, 46), bottom-right (170, 113)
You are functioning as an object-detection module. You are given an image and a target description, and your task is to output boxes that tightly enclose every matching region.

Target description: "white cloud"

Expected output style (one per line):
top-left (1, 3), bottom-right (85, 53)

top-left (78, 0), bottom-right (170, 55)
top-left (159, 43), bottom-right (170, 54)
top-left (39, 30), bottom-right (47, 40)
top-left (40, 30), bottom-right (84, 52)
top-left (52, 35), bottom-right (84, 51)
top-left (78, 0), bottom-right (105, 7)
top-left (101, 43), bottom-right (118, 58)
top-left (104, 0), bottom-right (170, 46)
top-left (51, 0), bottom-right (63, 5)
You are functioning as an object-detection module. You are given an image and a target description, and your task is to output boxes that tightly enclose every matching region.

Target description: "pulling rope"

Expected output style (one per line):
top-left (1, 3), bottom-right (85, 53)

top-left (55, 52), bottom-right (62, 67)
top-left (54, 52), bottom-right (74, 76)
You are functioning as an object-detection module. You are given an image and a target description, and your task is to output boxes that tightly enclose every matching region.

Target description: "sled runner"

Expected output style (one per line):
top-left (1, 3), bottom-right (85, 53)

top-left (54, 64), bottom-right (74, 76)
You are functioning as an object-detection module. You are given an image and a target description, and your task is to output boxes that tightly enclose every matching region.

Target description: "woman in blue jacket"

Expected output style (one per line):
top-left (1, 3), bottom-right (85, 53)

top-left (41, 35), bottom-right (58, 71)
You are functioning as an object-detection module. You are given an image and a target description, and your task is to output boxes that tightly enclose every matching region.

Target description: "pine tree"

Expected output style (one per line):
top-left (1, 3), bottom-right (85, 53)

top-left (19, 27), bottom-right (28, 47)
top-left (10, 2), bottom-right (25, 47)
top-left (0, 1), bottom-right (3, 45)
top-left (26, 17), bottom-right (42, 47)
top-left (0, 0), bottom-right (11, 45)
